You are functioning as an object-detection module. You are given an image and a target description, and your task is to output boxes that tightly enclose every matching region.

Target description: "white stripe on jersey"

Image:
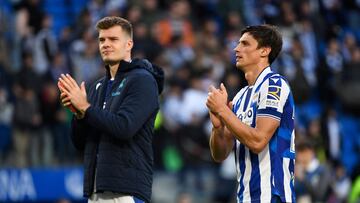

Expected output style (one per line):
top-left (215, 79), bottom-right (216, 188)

top-left (236, 142), bottom-right (241, 182)
top-left (242, 148), bottom-right (252, 201)
top-left (259, 145), bottom-right (271, 202)
top-left (283, 158), bottom-right (292, 202)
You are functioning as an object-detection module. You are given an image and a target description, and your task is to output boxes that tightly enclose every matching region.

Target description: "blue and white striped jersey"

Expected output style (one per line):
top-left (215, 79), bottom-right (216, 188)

top-left (232, 67), bottom-right (296, 203)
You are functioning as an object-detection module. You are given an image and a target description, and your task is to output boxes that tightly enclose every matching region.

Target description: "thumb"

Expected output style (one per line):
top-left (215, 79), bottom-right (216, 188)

top-left (80, 81), bottom-right (86, 92)
top-left (220, 83), bottom-right (227, 92)
top-left (228, 101), bottom-right (233, 110)
top-left (209, 85), bottom-right (216, 92)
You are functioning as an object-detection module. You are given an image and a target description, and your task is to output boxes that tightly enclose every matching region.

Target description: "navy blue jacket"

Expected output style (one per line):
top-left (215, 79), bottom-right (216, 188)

top-left (71, 59), bottom-right (164, 202)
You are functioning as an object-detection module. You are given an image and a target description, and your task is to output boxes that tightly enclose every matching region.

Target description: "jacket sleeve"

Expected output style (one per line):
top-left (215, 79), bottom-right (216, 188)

top-left (83, 74), bottom-right (159, 140)
top-left (70, 116), bottom-right (87, 150)
top-left (70, 82), bottom-right (94, 150)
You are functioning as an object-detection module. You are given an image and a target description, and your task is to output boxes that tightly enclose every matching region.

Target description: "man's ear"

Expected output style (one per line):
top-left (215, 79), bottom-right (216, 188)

top-left (260, 47), bottom-right (271, 57)
top-left (126, 39), bottom-right (133, 52)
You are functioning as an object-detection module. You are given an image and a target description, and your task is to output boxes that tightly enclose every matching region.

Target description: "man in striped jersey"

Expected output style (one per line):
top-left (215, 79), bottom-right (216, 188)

top-left (206, 25), bottom-right (296, 203)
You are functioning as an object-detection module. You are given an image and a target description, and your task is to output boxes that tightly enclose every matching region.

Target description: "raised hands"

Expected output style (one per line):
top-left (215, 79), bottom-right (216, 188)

top-left (206, 83), bottom-right (232, 128)
top-left (206, 83), bottom-right (228, 114)
top-left (57, 74), bottom-right (90, 118)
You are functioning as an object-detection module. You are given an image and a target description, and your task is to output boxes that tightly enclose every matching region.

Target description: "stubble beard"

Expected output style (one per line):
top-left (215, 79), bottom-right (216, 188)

top-left (235, 61), bottom-right (244, 71)
top-left (103, 58), bottom-right (119, 66)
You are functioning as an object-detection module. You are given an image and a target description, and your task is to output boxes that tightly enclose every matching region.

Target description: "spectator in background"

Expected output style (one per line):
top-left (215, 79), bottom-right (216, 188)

top-left (321, 107), bottom-right (341, 163)
top-left (140, 0), bottom-right (162, 28)
top-left (280, 36), bottom-right (312, 105)
top-left (14, 0), bottom-right (44, 35)
top-left (132, 21), bottom-right (163, 61)
top-left (318, 38), bottom-right (343, 106)
top-left (33, 14), bottom-right (58, 75)
top-left (331, 162), bottom-right (351, 203)
top-left (176, 72), bottom-right (212, 197)
top-left (12, 53), bottom-right (49, 166)
top-left (337, 47), bottom-right (360, 115)
top-left (0, 87), bottom-right (13, 161)
top-left (295, 139), bottom-right (333, 203)
top-left (40, 81), bottom-right (72, 164)
top-left (341, 33), bottom-right (357, 63)
top-left (163, 35), bottom-right (195, 70)
top-left (12, 85), bottom-right (42, 167)
top-left (156, 0), bottom-right (195, 47)
top-left (73, 9), bottom-right (93, 39)
top-left (71, 29), bottom-right (103, 83)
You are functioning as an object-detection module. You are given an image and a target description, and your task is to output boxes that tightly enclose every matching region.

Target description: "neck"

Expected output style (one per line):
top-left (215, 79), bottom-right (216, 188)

top-left (244, 62), bottom-right (269, 86)
top-left (109, 64), bottom-right (118, 79)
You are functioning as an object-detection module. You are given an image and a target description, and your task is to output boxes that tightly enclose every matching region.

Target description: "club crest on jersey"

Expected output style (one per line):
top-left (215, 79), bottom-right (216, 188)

top-left (112, 78), bottom-right (127, 96)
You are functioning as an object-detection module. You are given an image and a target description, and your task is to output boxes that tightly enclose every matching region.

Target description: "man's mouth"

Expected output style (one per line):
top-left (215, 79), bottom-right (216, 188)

top-left (102, 51), bottom-right (113, 55)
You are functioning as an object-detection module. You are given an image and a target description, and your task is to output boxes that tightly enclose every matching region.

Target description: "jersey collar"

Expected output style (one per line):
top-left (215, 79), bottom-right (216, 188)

top-left (252, 66), bottom-right (272, 90)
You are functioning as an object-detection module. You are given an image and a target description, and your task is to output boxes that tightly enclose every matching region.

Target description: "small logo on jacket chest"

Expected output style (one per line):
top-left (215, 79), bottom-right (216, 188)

top-left (112, 78), bottom-right (127, 96)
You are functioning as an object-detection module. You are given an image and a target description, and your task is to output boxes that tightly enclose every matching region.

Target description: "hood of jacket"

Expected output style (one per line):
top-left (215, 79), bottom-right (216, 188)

top-left (105, 58), bottom-right (164, 94)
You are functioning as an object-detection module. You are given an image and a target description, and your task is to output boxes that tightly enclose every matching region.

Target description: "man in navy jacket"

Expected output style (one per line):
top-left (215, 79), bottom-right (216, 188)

top-left (58, 16), bottom-right (164, 203)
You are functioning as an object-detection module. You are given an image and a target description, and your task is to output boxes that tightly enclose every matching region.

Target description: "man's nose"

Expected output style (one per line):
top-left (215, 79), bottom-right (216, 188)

top-left (233, 44), bottom-right (239, 52)
top-left (102, 39), bottom-right (110, 47)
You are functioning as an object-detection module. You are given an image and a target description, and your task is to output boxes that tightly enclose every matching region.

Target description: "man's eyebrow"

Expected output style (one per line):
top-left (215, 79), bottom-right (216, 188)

top-left (239, 39), bottom-right (248, 44)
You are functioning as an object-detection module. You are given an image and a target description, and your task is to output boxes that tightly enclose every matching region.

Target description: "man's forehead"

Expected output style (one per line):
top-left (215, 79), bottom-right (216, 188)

top-left (98, 26), bottom-right (124, 36)
top-left (239, 32), bottom-right (256, 42)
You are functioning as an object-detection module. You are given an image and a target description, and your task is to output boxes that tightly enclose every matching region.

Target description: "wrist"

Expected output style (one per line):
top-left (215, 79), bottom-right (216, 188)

top-left (75, 103), bottom-right (90, 120)
top-left (216, 105), bottom-right (228, 118)
top-left (81, 103), bottom-right (91, 112)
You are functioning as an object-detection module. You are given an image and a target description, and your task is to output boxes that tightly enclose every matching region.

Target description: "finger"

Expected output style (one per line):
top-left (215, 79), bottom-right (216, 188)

top-left (60, 92), bottom-right (69, 100)
top-left (80, 81), bottom-right (86, 93)
top-left (206, 100), bottom-right (211, 109)
top-left (57, 81), bottom-right (64, 92)
top-left (59, 77), bottom-right (72, 91)
top-left (60, 74), bottom-right (74, 88)
top-left (209, 85), bottom-right (217, 92)
top-left (58, 80), bottom-right (66, 91)
top-left (228, 101), bottom-right (233, 110)
top-left (61, 99), bottom-right (71, 106)
top-left (66, 74), bottom-right (79, 88)
top-left (63, 101), bottom-right (72, 107)
top-left (61, 95), bottom-right (71, 104)
top-left (220, 83), bottom-right (227, 92)
top-left (58, 83), bottom-right (71, 96)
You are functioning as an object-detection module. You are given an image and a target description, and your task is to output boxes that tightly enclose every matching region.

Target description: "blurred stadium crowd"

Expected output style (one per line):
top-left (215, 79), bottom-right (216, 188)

top-left (1, 0), bottom-right (360, 202)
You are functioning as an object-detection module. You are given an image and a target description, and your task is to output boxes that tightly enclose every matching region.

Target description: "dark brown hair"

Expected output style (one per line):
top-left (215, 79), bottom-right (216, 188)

top-left (96, 16), bottom-right (133, 39)
top-left (241, 24), bottom-right (282, 64)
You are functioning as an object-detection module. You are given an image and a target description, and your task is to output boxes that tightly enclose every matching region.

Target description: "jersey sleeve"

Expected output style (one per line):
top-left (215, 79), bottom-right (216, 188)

top-left (256, 76), bottom-right (290, 121)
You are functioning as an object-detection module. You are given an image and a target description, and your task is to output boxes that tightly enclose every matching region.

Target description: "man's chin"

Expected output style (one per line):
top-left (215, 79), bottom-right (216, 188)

top-left (103, 59), bottom-right (119, 66)
top-left (235, 62), bottom-right (243, 69)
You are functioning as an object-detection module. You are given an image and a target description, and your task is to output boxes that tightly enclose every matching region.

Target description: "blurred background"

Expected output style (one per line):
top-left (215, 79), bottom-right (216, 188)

top-left (0, 0), bottom-right (360, 202)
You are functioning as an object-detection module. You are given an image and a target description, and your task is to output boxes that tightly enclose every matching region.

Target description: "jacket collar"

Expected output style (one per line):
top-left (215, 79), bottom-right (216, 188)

top-left (104, 60), bottom-right (133, 80)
